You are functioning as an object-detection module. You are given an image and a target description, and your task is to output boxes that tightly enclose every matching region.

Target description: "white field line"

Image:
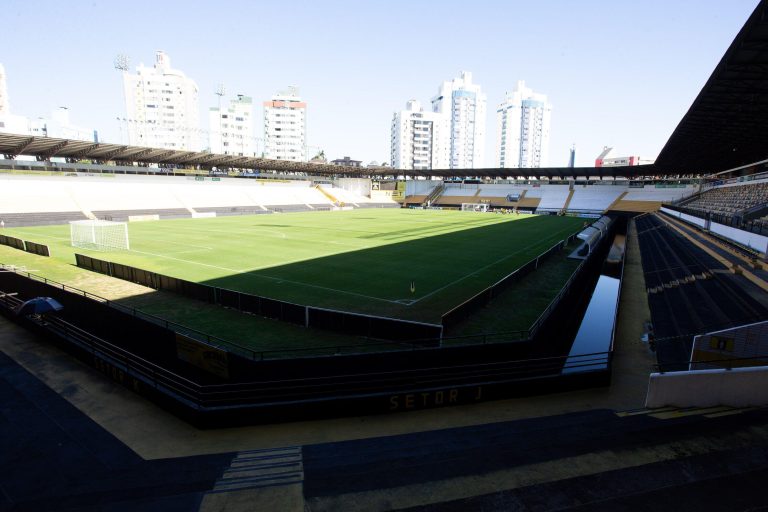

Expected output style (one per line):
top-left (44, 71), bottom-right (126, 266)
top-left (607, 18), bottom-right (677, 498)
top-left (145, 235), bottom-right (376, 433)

top-left (7, 229), bottom-right (214, 251)
top-left (167, 223), bottom-right (369, 248)
top-left (4, 230), bottom-right (69, 241)
top-left (136, 237), bottom-right (215, 251)
top-left (166, 249), bottom-right (212, 255)
top-left (124, 247), bottom-right (404, 305)
top-left (163, 224), bottom-right (288, 239)
top-left (409, 225), bottom-right (576, 305)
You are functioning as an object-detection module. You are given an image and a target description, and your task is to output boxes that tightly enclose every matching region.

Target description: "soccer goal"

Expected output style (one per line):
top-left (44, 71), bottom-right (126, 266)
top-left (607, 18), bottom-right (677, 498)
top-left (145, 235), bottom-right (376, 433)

top-left (461, 203), bottom-right (490, 212)
top-left (70, 220), bottom-right (130, 251)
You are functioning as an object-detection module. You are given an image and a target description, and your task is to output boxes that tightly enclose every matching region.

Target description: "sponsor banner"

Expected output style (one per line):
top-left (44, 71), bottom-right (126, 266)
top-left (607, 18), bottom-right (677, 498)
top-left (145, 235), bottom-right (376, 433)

top-left (176, 333), bottom-right (229, 379)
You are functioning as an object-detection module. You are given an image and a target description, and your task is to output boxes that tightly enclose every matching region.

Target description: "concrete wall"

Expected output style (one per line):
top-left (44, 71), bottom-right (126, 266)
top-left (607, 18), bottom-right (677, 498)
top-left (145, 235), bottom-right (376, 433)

top-left (645, 366), bottom-right (768, 408)
top-left (405, 180), bottom-right (441, 196)
top-left (660, 206), bottom-right (768, 254)
top-left (709, 222), bottom-right (768, 254)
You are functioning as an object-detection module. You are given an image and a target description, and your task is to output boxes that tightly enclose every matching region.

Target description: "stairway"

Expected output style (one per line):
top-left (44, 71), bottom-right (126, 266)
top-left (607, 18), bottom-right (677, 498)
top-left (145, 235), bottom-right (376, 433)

top-left (302, 406), bottom-right (768, 511)
top-left (610, 198), bottom-right (662, 213)
top-left (423, 184), bottom-right (445, 207)
top-left (605, 190), bottom-right (629, 211)
top-left (561, 189), bottom-right (575, 213)
top-left (315, 184), bottom-right (341, 206)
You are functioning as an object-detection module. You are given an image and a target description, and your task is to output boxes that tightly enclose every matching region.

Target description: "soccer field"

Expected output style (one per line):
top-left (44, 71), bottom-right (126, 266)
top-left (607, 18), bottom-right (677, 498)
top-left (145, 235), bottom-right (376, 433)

top-left (3, 209), bottom-right (585, 322)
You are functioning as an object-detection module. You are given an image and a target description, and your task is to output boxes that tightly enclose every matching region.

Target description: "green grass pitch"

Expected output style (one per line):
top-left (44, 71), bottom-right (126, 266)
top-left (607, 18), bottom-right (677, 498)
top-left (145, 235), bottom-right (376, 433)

top-left (3, 209), bottom-right (585, 323)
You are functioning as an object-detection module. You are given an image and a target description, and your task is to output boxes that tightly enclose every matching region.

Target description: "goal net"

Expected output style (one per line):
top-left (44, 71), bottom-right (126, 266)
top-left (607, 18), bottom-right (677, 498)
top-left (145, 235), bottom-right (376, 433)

top-left (461, 203), bottom-right (490, 212)
top-left (70, 220), bottom-right (130, 251)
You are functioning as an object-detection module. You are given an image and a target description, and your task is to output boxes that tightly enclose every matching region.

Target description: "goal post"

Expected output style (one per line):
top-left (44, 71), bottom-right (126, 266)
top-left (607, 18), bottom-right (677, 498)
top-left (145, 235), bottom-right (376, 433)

top-left (460, 203), bottom-right (490, 212)
top-left (70, 220), bottom-right (130, 251)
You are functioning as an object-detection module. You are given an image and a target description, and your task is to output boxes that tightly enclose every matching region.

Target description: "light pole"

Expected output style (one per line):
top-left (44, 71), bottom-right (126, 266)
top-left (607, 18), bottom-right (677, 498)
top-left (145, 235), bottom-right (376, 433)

top-left (114, 54), bottom-right (130, 144)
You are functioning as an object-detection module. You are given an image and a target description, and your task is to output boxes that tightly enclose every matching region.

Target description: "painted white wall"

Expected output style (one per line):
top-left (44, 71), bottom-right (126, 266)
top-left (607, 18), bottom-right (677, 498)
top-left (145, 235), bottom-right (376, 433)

top-left (661, 206), bottom-right (768, 253)
top-left (646, 366), bottom-right (768, 408)
top-left (405, 180), bottom-right (441, 196)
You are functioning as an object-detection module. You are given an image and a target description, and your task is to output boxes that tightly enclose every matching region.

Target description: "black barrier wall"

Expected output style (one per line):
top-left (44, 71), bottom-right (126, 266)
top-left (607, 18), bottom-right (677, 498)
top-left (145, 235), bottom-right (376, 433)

top-left (0, 234), bottom-right (26, 251)
top-left (75, 254), bottom-right (442, 342)
top-left (0, 269), bottom-right (613, 427)
top-left (23, 240), bottom-right (51, 257)
top-left (0, 235), bottom-right (50, 256)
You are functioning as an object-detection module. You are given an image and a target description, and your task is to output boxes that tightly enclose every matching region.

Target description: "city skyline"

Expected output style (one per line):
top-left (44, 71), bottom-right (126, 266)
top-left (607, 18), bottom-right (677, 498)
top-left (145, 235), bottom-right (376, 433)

top-left (0, 0), bottom-right (760, 167)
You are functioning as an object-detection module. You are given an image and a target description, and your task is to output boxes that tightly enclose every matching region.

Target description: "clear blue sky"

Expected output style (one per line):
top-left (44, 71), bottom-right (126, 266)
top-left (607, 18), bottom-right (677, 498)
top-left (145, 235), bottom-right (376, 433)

top-left (2, 0), bottom-right (760, 167)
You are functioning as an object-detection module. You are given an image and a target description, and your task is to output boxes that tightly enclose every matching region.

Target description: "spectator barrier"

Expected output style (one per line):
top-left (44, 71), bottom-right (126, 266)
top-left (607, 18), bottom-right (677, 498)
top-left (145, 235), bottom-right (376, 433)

top-left (441, 232), bottom-right (580, 328)
top-left (75, 254), bottom-right (442, 343)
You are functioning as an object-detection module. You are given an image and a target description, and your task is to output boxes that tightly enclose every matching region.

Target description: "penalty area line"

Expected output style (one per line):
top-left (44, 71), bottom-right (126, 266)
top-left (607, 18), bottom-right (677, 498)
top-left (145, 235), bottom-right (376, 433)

top-left (410, 225), bottom-right (577, 305)
top-left (125, 248), bottom-right (405, 305)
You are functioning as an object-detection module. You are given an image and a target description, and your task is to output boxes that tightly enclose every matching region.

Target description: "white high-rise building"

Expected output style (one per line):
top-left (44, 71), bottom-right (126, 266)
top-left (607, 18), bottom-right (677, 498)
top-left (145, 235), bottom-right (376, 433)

top-left (496, 80), bottom-right (552, 168)
top-left (29, 107), bottom-right (96, 141)
top-left (209, 94), bottom-right (254, 156)
top-left (431, 71), bottom-right (486, 169)
top-left (121, 51), bottom-right (200, 150)
top-left (0, 64), bottom-right (9, 115)
top-left (391, 100), bottom-right (450, 170)
top-left (263, 86), bottom-right (306, 161)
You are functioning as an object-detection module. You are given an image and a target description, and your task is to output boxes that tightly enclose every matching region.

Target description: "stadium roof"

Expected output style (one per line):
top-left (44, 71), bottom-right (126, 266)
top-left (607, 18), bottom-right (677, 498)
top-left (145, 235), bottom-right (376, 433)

top-left (0, 133), bottom-right (371, 176)
top-left (0, 132), bottom-right (664, 178)
top-left (655, 0), bottom-right (768, 174)
top-left (1, 1), bottom-right (767, 179)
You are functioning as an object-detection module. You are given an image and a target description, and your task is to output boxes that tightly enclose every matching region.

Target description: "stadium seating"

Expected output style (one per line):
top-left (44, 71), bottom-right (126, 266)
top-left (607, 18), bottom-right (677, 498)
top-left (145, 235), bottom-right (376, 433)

top-left (568, 186), bottom-right (626, 211)
top-left (635, 214), bottom-right (767, 368)
top-left (682, 181), bottom-right (768, 218)
top-left (410, 181), bottom-right (696, 213)
top-left (0, 173), bottom-right (397, 226)
top-left (325, 187), bottom-right (395, 207)
top-left (532, 185), bottom-right (571, 212)
top-left (91, 208), bottom-right (191, 221)
top-left (0, 211), bottom-right (89, 227)
top-left (0, 177), bottom-right (82, 212)
top-left (623, 187), bottom-right (695, 202)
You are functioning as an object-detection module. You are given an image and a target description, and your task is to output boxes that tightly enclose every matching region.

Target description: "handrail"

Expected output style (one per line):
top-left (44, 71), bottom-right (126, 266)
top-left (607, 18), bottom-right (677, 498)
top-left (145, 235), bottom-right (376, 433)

top-left (1, 289), bottom-right (613, 410)
top-left (0, 264), bottom-right (258, 358)
top-left (654, 354), bottom-right (768, 373)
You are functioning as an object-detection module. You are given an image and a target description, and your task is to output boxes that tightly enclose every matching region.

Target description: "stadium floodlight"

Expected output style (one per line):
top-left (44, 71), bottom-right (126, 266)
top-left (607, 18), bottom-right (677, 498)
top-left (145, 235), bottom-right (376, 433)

top-left (70, 220), bottom-right (130, 251)
top-left (461, 203), bottom-right (490, 213)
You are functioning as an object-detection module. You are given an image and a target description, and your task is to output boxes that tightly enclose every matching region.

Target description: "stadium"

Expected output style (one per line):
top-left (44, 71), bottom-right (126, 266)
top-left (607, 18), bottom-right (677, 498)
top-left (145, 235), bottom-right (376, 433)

top-left (2, 3), bottom-right (768, 512)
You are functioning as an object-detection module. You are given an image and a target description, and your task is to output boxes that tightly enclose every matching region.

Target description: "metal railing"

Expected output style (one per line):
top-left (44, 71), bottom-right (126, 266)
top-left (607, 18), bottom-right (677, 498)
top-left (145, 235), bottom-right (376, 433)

top-left (654, 354), bottom-right (768, 373)
top-left (1, 289), bottom-right (613, 411)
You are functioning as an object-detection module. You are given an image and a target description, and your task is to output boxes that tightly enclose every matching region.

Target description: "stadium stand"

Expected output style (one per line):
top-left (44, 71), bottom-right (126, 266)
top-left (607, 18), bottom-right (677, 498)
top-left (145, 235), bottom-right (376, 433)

top-left (90, 208), bottom-right (190, 221)
top-left (193, 206), bottom-right (269, 216)
top-left (0, 211), bottom-right (89, 227)
top-left (682, 180), bottom-right (768, 219)
top-left (325, 186), bottom-right (400, 208)
top-left (624, 186), bottom-right (696, 202)
top-left (528, 184), bottom-right (571, 212)
top-left (0, 173), bottom-right (396, 226)
top-left (635, 214), bottom-right (768, 369)
top-left (568, 185), bottom-right (626, 212)
top-left (405, 180), bottom-right (697, 213)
